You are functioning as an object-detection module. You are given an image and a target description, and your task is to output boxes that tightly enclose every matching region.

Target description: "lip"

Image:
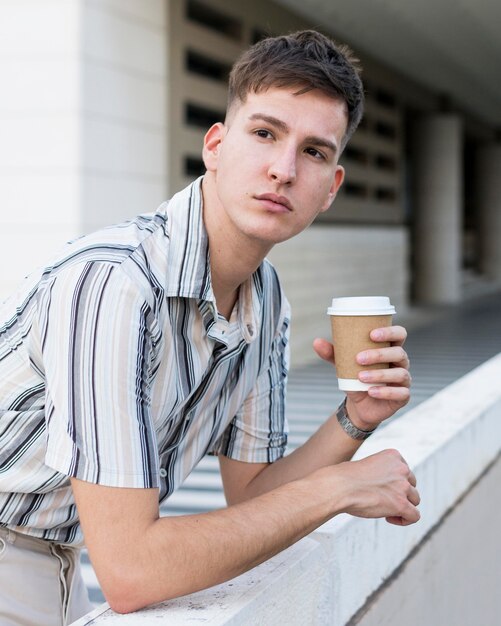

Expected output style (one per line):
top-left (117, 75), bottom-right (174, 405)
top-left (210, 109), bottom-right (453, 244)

top-left (255, 193), bottom-right (293, 212)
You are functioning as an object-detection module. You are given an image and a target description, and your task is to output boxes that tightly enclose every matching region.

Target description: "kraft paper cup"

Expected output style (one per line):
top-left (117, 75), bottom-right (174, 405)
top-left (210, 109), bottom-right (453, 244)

top-left (327, 296), bottom-right (396, 391)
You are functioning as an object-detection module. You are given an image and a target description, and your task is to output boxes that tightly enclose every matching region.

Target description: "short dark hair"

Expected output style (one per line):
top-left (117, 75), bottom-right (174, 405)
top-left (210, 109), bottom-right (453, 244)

top-left (227, 29), bottom-right (364, 149)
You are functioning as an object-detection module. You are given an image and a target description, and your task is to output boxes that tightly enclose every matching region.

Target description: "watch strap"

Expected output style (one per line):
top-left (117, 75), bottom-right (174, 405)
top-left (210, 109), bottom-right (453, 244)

top-left (336, 397), bottom-right (376, 440)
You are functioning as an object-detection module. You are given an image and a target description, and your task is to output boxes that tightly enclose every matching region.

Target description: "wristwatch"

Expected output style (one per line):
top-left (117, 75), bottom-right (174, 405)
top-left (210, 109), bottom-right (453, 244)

top-left (336, 397), bottom-right (376, 441)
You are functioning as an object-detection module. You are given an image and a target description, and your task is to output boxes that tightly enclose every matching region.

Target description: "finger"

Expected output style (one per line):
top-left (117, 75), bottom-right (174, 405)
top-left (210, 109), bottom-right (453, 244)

top-left (386, 516), bottom-right (415, 526)
top-left (357, 346), bottom-right (409, 367)
top-left (370, 325), bottom-right (407, 346)
top-left (367, 384), bottom-right (410, 403)
top-left (385, 516), bottom-right (405, 526)
top-left (408, 471), bottom-right (417, 488)
top-left (408, 485), bottom-right (421, 507)
top-left (386, 505), bottom-right (420, 526)
top-left (359, 367), bottom-right (411, 387)
top-left (312, 338), bottom-right (335, 364)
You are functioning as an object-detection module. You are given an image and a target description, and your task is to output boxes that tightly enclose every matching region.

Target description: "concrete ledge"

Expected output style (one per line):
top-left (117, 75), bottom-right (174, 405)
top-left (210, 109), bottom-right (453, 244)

top-left (313, 353), bottom-right (501, 625)
top-left (72, 353), bottom-right (501, 625)
top-left (71, 537), bottom-right (328, 624)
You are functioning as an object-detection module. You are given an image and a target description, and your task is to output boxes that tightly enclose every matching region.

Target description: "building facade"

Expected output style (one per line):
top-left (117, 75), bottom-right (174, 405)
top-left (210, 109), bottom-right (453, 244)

top-left (1, 0), bottom-right (500, 365)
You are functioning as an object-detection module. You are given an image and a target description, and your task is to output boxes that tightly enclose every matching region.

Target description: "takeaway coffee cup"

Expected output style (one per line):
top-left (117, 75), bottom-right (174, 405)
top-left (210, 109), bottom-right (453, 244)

top-left (327, 296), bottom-right (396, 391)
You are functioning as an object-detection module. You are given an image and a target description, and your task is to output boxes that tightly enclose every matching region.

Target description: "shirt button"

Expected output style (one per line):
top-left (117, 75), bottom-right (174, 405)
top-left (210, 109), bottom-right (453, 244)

top-left (159, 468), bottom-right (167, 478)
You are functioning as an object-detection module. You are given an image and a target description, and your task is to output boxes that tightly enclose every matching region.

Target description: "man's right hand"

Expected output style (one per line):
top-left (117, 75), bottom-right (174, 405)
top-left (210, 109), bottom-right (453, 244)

top-left (316, 449), bottom-right (420, 526)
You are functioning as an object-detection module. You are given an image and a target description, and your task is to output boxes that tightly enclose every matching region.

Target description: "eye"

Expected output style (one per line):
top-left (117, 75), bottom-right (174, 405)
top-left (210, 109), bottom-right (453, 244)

top-left (254, 129), bottom-right (274, 139)
top-left (304, 147), bottom-right (325, 160)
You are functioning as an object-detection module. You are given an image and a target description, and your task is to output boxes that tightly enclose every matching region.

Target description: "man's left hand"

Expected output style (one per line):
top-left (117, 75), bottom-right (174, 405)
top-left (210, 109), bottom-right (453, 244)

top-left (313, 325), bottom-right (411, 432)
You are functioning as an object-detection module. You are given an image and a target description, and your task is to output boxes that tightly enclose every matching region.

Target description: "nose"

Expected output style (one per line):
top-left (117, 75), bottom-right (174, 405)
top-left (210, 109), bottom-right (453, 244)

top-left (268, 146), bottom-right (297, 185)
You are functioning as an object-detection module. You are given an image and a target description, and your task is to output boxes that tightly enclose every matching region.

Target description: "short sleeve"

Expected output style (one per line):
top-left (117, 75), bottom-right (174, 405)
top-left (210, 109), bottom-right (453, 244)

top-left (38, 261), bottom-right (161, 488)
top-left (213, 313), bottom-right (290, 463)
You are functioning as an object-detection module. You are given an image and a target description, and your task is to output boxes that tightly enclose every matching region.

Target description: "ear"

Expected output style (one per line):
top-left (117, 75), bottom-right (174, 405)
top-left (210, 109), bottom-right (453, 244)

top-left (320, 165), bottom-right (345, 213)
top-left (202, 123), bottom-right (226, 172)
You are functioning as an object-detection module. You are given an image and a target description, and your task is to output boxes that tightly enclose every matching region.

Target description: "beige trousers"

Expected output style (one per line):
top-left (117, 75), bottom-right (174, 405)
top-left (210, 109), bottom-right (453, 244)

top-left (0, 526), bottom-right (93, 626)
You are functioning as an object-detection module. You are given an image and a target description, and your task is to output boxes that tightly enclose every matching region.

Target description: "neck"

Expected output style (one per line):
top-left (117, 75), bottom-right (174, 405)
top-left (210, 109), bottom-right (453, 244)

top-left (201, 174), bottom-right (272, 318)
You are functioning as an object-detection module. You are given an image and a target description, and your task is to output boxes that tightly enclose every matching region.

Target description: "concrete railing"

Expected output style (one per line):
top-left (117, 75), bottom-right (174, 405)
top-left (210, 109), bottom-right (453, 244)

top-left (72, 353), bottom-right (501, 625)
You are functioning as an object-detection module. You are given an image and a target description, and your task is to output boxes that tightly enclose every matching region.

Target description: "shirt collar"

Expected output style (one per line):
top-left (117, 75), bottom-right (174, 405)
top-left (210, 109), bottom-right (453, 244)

top-left (160, 177), bottom-right (260, 344)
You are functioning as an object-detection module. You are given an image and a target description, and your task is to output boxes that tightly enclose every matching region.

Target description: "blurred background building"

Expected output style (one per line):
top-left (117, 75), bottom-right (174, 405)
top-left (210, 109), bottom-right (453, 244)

top-left (1, 0), bottom-right (500, 366)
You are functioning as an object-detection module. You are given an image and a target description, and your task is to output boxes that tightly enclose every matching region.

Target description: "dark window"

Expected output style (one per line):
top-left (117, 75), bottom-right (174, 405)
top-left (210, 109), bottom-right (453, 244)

top-left (252, 28), bottom-right (274, 44)
top-left (375, 187), bottom-right (397, 201)
top-left (375, 89), bottom-right (396, 109)
top-left (185, 102), bottom-right (225, 129)
top-left (357, 116), bottom-right (369, 130)
top-left (375, 121), bottom-right (397, 139)
top-left (344, 182), bottom-right (368, 198)
top-left (186, 50), bottom-right (230, 83)
top-left (344, 146), bottom-right (369, 165)
top-left (184, 156), bottom-right (206, 177)
top-left (187, 0), bottom-right (242, 41)
top-left (375, 154), bottom-right (397, 171)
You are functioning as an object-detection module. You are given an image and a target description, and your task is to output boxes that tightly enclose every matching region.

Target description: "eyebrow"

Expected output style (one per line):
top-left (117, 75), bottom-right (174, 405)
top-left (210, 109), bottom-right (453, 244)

top-left (248, 113), bottom-right (338, 154)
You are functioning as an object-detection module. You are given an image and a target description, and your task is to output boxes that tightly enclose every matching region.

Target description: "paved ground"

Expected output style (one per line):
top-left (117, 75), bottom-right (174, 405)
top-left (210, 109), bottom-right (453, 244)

top-left (80, 290), bottom-right (501, 604)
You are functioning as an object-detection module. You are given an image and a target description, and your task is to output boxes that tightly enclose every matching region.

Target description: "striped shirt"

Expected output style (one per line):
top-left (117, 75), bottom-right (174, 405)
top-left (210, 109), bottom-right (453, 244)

top-left (0, 177), bottom-right (290, 545)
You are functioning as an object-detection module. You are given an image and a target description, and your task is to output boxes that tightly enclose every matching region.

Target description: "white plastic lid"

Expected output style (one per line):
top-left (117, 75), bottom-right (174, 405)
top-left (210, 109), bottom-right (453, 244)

top-left (327, 296), bottom-right (396, 316)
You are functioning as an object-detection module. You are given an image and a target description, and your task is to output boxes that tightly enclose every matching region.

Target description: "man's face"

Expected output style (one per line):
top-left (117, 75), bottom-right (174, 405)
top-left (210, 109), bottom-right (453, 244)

top-left (202, 87), bottom-right (347, 249)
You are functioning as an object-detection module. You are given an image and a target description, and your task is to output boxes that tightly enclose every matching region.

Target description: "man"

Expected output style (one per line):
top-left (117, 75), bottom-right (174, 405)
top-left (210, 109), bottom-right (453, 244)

top-left (0, 30), bottom-right (419, 623)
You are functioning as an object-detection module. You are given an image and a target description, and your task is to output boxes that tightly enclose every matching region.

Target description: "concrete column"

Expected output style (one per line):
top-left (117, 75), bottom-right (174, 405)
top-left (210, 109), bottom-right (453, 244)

top-left (80, 0), bottom-right (168, 233)
top-left (476, 143), bottom-right (501, 281)
top-left (0, 0), bottom-right (81, 300)
top-left (412, 115), bottom-right (463, 304)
